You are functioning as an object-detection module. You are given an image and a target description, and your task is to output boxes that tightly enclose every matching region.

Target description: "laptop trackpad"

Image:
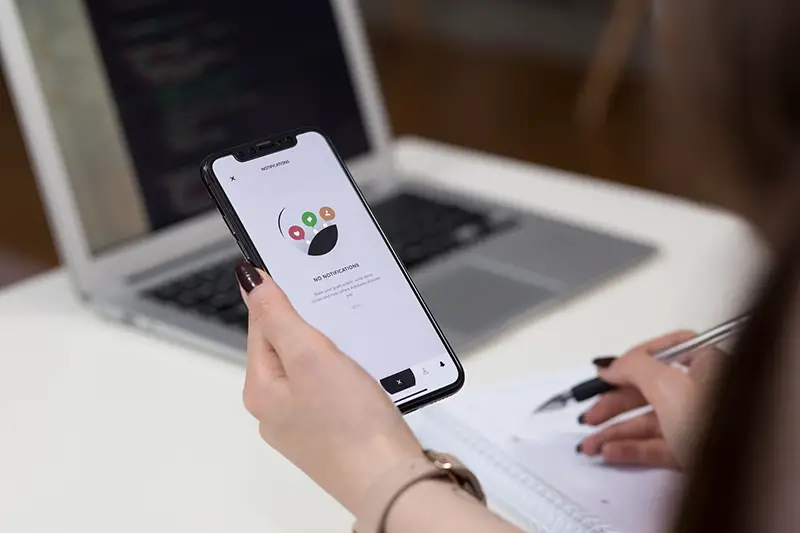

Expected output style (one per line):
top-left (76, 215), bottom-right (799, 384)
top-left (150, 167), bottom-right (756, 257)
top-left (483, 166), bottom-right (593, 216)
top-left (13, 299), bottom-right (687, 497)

top-left (418, 265), bottom-right (556, 344)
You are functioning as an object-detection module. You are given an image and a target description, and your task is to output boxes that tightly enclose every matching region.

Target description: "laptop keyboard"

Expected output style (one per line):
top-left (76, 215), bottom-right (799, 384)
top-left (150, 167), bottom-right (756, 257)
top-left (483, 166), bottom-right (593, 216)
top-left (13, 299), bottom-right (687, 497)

top-left (370, 192), bottom-right (514, 269)
top-left (147, 257), bottom-right (249, 328)
top-left (146, 192), bottom-right (517, 329)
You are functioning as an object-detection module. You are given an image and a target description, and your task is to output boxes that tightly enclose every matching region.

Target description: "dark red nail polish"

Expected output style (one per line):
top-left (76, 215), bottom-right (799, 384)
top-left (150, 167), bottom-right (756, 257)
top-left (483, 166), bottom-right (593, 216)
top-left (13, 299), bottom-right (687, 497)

top-left (578, 413), bottom-right (587, 425)
top-left (235, 261), bottom-right (262, 294)
top-left (593, 356), bottom-right (617, 369)
top-left (576, 443), bottom-right (584, 454)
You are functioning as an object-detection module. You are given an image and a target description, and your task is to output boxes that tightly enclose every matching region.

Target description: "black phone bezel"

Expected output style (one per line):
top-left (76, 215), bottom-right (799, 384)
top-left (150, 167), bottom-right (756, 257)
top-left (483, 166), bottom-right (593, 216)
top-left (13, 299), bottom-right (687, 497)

top-left (200, 127), bottom-right (465, 415)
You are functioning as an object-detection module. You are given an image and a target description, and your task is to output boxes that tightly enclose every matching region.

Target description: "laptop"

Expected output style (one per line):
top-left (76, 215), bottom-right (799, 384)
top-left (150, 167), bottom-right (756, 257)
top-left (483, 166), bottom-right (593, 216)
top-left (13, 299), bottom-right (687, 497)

top-left (0, 0), bottom-right (654, 360)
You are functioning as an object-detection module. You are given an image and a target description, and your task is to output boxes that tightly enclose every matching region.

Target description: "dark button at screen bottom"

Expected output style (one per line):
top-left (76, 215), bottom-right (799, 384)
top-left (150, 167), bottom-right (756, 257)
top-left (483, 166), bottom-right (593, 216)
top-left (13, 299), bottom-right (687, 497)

top-left (380, 368), bottom-right (416, 395)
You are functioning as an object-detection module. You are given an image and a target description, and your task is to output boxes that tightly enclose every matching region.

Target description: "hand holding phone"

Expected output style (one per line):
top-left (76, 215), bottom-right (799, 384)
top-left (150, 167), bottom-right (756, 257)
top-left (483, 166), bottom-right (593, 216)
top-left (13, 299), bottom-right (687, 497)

top-left (237, 264), bottom-right (425, 513)
top-left (201, 129), bottom-right (464, 413)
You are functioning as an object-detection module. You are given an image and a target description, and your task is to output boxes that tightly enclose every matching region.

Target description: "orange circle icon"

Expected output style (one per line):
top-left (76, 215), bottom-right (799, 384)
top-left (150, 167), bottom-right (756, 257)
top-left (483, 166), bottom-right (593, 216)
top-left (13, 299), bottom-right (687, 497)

top-left (319, 206), bottom-right (336, 221)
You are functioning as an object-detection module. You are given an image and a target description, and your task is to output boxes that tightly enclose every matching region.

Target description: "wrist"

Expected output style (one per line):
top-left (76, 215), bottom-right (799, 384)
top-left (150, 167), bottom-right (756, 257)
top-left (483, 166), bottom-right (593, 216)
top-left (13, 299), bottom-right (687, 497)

top-left (353, 450), bottom-right (486, 533)
top-left (384, 479), bottom-right (453, 532)
top-left (345, 434), bottom-right (424, 512)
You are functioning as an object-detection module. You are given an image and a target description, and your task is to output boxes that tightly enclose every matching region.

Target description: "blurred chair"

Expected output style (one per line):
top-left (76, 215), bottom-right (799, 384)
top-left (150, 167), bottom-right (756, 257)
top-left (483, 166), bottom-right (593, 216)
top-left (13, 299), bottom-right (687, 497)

top-left (577, 0), bottom-right (649, 130)
top-left (383, 0), bottom-right (648, 131)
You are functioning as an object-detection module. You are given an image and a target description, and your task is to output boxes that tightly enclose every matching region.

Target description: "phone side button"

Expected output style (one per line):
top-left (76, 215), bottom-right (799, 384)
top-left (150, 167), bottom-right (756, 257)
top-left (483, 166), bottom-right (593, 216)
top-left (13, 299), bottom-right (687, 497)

top-left (220, 215), bottom-right (252, 262)
top-left (235, 239), bottom-right (254, 263)
top-left (220, 213), bottom-right (237, 237)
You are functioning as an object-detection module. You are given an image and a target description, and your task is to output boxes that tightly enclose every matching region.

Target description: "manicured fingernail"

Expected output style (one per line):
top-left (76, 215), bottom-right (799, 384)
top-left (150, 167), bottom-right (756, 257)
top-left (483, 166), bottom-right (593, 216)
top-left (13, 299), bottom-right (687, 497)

top-left (576, 443), bottom-right (583, 454)
top-left (593, 356), bottom-right (617, 369)
top-left (235, 261), bottom-right (262, 294)
top-left (578, 413), bottom-right (587, 425)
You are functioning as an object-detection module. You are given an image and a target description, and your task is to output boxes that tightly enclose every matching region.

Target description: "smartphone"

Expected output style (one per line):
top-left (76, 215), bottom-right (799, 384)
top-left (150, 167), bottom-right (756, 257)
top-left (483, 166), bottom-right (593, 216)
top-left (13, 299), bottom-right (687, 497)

top-left (201, 129), bottom-right (464, 413)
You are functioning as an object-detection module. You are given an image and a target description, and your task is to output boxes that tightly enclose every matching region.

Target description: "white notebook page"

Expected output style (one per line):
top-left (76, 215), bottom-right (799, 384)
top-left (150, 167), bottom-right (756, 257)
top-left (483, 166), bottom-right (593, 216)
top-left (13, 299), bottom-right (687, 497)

top-left (417, 368), bottom-right (683, 533)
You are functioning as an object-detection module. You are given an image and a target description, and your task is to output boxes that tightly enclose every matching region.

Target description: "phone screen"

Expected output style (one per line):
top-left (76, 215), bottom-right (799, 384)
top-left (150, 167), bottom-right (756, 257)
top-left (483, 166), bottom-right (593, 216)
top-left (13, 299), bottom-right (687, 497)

top-left (209, 131), bottom-right (462, 408)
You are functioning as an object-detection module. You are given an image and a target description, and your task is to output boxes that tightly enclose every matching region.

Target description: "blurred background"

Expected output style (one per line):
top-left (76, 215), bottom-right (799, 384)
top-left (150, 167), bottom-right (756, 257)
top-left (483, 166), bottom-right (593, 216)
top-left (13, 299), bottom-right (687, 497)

top-left (0, 0), bottom-right (658, 288)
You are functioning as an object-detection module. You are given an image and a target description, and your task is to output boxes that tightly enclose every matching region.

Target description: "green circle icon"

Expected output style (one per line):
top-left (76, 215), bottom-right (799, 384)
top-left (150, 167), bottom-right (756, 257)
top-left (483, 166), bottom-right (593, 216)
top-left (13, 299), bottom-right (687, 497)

top-left (301, 211), bottom-right (318, 227)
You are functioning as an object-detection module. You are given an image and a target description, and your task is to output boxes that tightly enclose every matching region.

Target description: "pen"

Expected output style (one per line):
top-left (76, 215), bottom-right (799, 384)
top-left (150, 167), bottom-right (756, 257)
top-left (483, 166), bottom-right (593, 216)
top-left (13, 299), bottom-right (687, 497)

top-left (533, 314), bottom-right (751, 414)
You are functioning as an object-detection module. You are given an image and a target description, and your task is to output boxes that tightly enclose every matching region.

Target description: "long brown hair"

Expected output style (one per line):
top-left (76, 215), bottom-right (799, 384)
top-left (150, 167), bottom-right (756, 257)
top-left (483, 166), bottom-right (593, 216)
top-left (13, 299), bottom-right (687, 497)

top-left (582, 1), bottom-right (800, 528)
top-left (659, 1), bottom-right (800, 532)
top-left (674, 233), bottom-right (799, 532)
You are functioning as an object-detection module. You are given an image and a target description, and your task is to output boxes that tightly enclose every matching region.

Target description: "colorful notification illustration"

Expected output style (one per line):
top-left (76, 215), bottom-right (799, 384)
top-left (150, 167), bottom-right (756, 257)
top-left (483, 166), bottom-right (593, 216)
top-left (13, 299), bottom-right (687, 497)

top-left (278, 205), bottom-right (339, 256)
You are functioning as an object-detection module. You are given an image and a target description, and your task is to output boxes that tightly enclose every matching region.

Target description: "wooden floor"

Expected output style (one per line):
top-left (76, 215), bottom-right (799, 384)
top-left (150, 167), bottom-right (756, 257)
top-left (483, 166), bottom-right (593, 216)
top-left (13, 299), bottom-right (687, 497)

top-left (0, 23), bottom-right (657, 285)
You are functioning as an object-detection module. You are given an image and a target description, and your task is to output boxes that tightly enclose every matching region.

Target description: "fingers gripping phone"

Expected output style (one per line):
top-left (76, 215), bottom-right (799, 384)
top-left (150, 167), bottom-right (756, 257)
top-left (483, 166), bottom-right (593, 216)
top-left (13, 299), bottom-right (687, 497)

top-left (201, 129), bottom-right (464, 413)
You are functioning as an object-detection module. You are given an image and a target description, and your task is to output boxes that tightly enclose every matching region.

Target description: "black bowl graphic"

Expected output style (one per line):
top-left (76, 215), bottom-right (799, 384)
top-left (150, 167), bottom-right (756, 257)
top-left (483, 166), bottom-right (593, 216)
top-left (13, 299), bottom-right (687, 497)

top-left (308, 225), bottom-right (338, 256)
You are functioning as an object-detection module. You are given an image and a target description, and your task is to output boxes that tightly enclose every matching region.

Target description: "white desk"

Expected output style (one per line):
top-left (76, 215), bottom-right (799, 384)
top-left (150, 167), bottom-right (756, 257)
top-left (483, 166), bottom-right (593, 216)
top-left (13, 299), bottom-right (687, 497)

top-left (0, 139), bottom-right (766, 532)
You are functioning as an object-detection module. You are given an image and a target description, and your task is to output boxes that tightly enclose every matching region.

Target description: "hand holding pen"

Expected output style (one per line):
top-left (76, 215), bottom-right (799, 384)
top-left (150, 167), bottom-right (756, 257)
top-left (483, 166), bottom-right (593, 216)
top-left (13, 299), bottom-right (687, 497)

top-left (538, 316), bottom-right (748, 470)
top-left (535, 315), bottom-right (749, 413)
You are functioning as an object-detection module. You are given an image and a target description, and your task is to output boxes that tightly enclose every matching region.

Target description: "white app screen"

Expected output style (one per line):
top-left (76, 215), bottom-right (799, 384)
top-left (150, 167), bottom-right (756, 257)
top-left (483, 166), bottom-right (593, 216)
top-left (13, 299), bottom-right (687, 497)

top-left (213, 132), bottom-right (460, 402)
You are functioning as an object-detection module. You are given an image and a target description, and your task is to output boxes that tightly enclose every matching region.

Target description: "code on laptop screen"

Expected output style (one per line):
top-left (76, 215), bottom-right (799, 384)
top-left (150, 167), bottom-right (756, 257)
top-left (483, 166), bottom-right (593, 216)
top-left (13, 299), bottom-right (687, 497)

top-left (83, 0), bottom-right (371, 231)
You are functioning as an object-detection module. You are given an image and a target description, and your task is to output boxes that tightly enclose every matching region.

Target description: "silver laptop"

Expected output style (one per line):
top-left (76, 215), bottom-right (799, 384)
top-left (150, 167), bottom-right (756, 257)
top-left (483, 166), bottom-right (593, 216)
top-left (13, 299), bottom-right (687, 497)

top-left (0, 0), bottom-right (654, 360)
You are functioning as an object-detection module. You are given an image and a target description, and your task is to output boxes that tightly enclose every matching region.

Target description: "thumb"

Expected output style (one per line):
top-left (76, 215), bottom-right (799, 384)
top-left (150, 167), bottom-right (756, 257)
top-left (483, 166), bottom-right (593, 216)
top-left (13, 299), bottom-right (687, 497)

top-left (596, 330), bottom-right (697, 413)
top-left (598, 351), bottom-right (692, 412)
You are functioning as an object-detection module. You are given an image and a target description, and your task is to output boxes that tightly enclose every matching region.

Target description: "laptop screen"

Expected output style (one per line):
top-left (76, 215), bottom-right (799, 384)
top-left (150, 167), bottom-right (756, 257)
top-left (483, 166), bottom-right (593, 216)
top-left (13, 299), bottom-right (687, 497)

top-left (15, 0), bottom-right (371, 253)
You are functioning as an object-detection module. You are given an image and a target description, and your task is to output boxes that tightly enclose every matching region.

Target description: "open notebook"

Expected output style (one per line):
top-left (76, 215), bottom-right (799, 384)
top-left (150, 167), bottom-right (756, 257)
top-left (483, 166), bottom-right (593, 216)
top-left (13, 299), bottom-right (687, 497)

top-left (408, 369), bottom-right (683, 533)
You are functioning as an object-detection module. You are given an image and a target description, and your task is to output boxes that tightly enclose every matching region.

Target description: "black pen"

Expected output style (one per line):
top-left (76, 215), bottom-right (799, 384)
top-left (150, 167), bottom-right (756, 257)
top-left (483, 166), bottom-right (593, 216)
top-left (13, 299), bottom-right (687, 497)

top-left (533, 314), bottom-right (751, 414)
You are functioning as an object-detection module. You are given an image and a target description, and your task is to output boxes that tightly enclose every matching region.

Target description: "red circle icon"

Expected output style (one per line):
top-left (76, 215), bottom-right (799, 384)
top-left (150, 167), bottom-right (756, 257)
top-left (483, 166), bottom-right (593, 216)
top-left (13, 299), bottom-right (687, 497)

top-left (288, 225), bottom-right (306, 241)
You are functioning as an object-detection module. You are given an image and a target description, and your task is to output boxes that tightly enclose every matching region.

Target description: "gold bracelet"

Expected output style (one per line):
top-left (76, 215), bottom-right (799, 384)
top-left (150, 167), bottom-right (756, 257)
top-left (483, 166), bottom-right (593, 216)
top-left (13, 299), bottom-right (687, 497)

top-left (353, 450), bottom-right (486, 533)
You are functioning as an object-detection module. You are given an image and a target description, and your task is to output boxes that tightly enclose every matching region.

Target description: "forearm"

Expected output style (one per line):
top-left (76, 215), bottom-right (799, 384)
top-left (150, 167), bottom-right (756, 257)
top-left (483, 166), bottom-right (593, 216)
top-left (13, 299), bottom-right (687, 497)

top-left (386, 479), bottom-right (526, 533)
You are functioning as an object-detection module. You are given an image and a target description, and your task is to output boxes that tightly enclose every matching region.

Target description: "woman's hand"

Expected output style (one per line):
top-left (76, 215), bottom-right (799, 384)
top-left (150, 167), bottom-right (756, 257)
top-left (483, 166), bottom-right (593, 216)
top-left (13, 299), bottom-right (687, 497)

top-left (578, 331), bottom-right (725, 469)
top-left (235, 263), bottom-right (424, 513)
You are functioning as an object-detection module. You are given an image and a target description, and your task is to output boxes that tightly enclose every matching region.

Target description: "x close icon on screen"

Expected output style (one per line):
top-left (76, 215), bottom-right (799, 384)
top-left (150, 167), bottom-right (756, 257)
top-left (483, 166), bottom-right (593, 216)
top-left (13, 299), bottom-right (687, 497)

top-left (380, 369), bottom-right (416, 395)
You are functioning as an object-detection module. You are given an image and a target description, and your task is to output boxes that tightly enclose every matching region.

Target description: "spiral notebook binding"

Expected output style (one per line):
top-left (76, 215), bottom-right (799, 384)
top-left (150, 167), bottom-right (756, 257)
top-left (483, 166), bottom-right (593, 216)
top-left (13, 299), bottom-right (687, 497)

top-left (413, 409), bottom-right (616, 533)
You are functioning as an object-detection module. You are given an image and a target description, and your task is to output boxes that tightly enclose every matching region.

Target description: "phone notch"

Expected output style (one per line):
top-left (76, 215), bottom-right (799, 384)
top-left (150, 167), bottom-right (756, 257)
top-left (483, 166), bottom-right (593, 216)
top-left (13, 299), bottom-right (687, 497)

top-left (234, 135), bottom-right (297, 162)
